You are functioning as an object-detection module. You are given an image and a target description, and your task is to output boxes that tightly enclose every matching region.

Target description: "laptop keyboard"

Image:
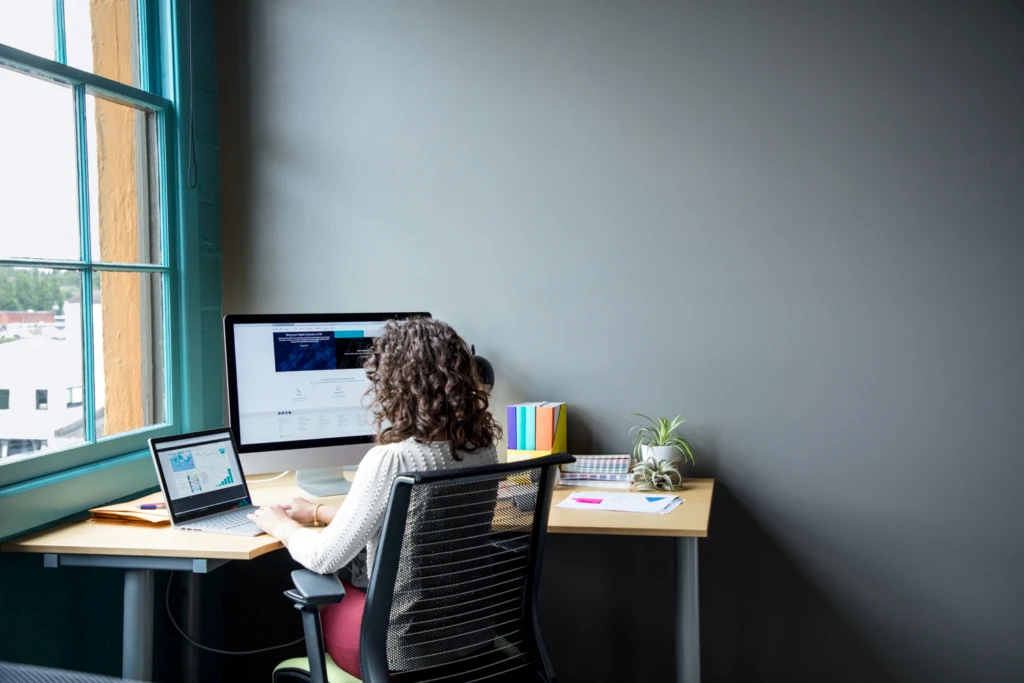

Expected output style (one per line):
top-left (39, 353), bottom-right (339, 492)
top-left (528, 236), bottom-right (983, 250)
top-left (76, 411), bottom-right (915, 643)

top-left (192, 508), bottom-right (254, 530)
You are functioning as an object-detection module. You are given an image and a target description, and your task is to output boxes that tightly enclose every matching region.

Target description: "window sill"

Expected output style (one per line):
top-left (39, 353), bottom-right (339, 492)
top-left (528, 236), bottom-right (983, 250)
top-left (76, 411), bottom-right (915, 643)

top-left (0, 425), bottom-right (176, 489)
top-left (0, 450), bottom-right (157, 542)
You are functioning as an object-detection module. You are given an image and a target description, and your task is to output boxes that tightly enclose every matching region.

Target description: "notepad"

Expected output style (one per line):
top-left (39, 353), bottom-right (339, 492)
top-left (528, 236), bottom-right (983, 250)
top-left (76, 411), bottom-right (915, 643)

top-left (556, 491), bottom-right (683, 514)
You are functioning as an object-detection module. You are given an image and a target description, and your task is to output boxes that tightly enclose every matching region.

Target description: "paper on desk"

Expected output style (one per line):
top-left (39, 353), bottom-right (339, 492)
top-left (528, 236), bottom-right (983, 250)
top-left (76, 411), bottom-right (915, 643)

top-left (658, 497), bottom-right (684, 514)
top-left (556, 491), bottom-right (683, 514)
top-left (89, 492), bottom-right (170, 525)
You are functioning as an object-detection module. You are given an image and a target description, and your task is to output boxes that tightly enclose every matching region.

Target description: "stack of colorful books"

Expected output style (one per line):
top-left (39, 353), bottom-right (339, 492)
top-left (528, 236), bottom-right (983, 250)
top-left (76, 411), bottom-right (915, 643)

top-left (506, 402), bottom-right (567, 461)
top-left (559, 455), bottom-right (632, 489)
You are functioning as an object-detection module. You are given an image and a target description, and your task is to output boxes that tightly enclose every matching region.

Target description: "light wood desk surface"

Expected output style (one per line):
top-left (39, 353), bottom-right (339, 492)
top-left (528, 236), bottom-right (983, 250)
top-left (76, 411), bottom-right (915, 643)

top-left (0, 472), bottom-right (345, 561)
top-left (548, 478), bottom-right (713, 538)
top-left (1, 472), bottom-right (714, 560)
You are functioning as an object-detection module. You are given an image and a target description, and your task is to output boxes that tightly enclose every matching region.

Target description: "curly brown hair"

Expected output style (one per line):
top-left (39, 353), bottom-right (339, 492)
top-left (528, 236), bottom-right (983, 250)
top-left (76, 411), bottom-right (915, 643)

top-left (363, 318), bottom-right (502, 456)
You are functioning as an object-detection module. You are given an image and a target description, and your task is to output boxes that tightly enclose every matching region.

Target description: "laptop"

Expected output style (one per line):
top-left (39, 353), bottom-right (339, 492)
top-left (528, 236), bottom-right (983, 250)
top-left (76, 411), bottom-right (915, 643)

top-left (149, 428), bottom-right (264, 536)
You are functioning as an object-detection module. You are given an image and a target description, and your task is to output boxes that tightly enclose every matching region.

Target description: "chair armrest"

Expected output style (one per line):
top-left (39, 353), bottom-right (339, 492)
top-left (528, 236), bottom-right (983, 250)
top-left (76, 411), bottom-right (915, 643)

top-left (284, 569), bottom-right (346, 609)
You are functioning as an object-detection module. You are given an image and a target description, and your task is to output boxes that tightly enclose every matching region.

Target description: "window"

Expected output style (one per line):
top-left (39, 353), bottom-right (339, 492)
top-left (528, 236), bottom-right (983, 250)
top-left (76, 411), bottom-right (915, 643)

top-left (0, 1), bottom-right (181, 479)
top-left (67, 386), bottom-right (84, 408)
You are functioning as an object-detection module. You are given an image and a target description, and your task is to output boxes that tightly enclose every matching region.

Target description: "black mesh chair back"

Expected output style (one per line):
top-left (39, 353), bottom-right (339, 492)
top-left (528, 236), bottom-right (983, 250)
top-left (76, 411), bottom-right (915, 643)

top-left (360, 453), bottom-right (573, 683)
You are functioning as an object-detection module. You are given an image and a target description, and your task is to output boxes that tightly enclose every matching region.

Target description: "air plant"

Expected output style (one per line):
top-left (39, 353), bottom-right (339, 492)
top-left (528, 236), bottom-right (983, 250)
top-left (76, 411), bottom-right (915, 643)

top-left (629, 457), bottom-right (683, 491)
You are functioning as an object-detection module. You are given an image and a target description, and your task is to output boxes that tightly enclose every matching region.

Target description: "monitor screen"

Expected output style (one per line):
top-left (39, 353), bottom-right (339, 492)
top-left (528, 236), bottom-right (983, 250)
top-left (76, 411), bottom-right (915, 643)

top-left (224, 313), bottom-right (428, 452)
top-left (151, 430), bottom-right (250, 519)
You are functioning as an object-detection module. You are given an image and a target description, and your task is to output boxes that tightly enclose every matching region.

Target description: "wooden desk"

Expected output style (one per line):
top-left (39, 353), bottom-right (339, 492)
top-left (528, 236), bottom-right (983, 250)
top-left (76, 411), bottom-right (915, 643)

top-left (3, 473), bottom-right (713, 683)
top-left (549, 478), bottom-right (713, 537)
top-left (550, 479), bottom-right (712, 683)
top-left (3, 475), bottom-right (713, 556)
top-left (1, 473), bottom-right (346, 682)
top-left (2, 474), bottom-right (343, 562)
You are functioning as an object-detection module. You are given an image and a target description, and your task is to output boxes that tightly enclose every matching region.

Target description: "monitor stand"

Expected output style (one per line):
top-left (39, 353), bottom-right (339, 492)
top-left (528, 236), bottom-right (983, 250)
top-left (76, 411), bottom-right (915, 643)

top-left (295, 465), bottom-right (360, 497)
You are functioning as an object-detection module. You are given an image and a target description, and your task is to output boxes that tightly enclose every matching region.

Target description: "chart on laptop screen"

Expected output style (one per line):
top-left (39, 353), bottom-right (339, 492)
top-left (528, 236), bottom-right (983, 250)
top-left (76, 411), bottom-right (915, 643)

top-left (163, 440), bottom-right (241, 500)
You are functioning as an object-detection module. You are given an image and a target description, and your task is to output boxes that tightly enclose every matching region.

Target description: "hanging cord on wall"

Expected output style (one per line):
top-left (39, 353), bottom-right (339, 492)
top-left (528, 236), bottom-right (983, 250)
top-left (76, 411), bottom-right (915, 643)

top-left (165, 573), bottom-right (304, 655)
top-left (185, 0), bottom-right (198, 189)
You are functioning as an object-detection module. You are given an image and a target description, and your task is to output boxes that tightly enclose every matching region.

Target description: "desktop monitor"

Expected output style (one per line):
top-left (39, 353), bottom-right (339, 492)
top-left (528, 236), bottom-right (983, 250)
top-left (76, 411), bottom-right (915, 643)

top-left (223, 312), bottom-right (429, 495)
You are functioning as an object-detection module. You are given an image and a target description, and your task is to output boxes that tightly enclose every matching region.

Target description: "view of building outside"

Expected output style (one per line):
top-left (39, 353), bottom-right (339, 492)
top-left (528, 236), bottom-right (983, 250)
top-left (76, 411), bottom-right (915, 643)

top-left (0, 0), bottom-right (163, 463)
top-left (0, 295), bottom-right (105, 457)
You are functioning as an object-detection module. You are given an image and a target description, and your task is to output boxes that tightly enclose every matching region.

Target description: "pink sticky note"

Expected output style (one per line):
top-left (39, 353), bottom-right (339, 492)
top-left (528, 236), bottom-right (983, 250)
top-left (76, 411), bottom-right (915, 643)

top-left (576, 497), bottom-right (604, 504)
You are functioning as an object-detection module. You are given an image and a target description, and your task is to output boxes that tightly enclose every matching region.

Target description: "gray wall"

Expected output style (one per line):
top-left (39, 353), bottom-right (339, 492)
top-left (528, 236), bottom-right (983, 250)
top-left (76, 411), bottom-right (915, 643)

top-left (215, 2), bottom-right (1024, 681)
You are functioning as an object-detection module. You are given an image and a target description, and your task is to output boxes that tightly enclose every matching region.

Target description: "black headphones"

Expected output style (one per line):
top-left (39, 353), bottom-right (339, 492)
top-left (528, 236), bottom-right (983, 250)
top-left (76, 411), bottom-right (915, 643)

top-left (471, 345), bottom-right (495, 390)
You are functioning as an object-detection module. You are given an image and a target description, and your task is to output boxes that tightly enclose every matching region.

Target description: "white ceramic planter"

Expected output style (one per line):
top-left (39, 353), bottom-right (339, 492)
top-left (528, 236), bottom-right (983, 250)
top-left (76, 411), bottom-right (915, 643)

top-left (641, 444), bottom-right (681, 466)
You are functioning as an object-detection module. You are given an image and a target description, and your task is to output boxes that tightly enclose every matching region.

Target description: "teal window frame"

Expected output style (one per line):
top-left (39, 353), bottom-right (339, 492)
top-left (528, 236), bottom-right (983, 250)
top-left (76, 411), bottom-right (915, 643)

top-left (0, 0), bottom-right (205, 535)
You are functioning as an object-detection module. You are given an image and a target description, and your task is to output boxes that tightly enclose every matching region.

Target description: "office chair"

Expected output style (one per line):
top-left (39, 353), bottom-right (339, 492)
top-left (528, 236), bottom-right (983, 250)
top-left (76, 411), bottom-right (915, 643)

top-left (0, 661), bottom-right (135, 682)
top-left (273, 452), bottom-right (573, 683)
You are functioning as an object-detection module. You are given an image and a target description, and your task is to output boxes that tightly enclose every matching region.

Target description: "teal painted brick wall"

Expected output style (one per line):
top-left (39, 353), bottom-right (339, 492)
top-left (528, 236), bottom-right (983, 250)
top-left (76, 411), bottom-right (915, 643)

top-left (0, 1), bottom-right (224, 676)
top-left (194, 0), bottom-right (224, 430)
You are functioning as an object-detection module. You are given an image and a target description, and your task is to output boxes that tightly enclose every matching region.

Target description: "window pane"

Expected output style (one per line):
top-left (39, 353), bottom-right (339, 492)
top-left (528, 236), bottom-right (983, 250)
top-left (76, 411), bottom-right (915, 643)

top-left (94, 271), bottom-right (164, 439)
top-left (86, 94), bottom-right (161, 264)
top-left (0, 2), bottom-right (56, 61)
top-left (65, 0), bottom-right (139, 86)
top-left (0, 267), bottom-right (85, 462)
top-left (0, 67), bottom-right (80, 261)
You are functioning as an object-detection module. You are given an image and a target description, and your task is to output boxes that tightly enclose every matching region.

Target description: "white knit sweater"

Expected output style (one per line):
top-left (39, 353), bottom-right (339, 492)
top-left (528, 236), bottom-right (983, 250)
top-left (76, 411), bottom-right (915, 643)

top-left (287, 439), bottom-right (498, 576)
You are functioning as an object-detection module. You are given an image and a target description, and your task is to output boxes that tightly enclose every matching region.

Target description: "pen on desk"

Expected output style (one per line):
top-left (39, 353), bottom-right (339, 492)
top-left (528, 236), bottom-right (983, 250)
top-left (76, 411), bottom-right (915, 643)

top-left (138, 503), bottom-right (166, 510)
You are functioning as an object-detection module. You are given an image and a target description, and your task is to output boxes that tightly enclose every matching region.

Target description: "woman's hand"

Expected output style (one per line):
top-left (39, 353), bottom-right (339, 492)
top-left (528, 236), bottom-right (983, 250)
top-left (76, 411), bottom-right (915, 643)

top-left (248, 504), bottom-right (300, 542)
top-left (281, 497), bottom-right (317, 525)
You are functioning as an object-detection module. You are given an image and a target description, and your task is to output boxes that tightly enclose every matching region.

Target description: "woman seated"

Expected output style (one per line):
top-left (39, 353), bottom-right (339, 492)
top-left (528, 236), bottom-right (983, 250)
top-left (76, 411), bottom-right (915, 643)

top-left (249, 317), bottom-right (500, 678)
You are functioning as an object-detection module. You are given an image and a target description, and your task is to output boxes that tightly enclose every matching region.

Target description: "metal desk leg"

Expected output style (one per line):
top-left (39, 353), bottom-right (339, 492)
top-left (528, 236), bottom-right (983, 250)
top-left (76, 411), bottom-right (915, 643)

top-left (181, 572), bottom-right (202, 683)
top-left (123, 568), bottom-right (155, 681)
top-left (43, 555), bottom-right (229, 682)
top-left (676, 537), bottom-right (700, 683)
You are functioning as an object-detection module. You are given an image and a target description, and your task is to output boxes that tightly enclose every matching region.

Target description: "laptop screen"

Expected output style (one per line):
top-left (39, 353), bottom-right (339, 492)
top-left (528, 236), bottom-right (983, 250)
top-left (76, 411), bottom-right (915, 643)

top-left (152, 430), bottom-right (252, 521)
